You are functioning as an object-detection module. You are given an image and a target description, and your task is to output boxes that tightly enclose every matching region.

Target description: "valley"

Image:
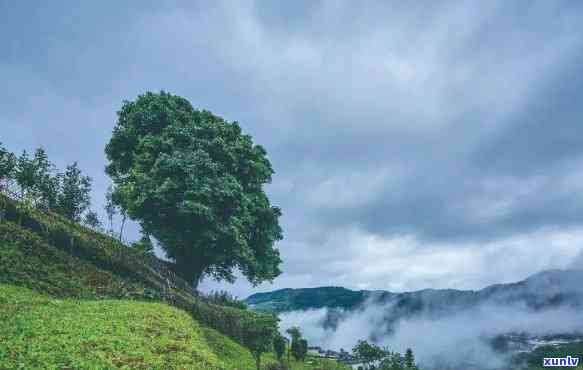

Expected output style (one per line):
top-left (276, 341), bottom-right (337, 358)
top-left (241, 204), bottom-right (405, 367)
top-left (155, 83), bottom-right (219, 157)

top-left (246, 270), bottom-right (583, 369)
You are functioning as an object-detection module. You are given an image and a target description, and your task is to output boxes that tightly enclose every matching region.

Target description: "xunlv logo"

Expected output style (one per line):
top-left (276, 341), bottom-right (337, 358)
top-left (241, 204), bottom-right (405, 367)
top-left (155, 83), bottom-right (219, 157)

top-left (543, 356), bottom-right (580, 367)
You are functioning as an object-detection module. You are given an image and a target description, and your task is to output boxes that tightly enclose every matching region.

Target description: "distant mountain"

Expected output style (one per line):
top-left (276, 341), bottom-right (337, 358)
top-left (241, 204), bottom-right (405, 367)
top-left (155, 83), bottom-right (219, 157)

top-left (245, 269), bottom-right (583, 315)
top-left (245, 286), bottom-right (367, 312)
top-left (246, 270), bottom-right (583, 370)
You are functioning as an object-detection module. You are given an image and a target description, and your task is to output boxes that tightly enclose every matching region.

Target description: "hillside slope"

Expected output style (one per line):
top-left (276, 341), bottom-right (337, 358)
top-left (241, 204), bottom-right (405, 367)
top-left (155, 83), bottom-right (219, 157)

top-left (0, 284), bottom-right (261, 370)
top-left (0, 194), bottom-right (263, 369)
top-left (0, 194), bottom-right (349, 369)
top-left (0, 284), bottom-right (348, 370)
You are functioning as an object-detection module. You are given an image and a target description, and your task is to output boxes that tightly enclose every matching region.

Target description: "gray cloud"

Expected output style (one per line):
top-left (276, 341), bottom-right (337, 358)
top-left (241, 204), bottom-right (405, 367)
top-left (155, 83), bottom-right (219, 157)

top-left (2, 1), bottom-right (583, 297)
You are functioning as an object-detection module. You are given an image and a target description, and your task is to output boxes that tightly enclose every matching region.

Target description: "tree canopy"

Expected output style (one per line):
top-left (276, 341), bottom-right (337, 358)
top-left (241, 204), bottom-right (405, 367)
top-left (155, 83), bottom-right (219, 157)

top-left (105, 91), bottom-right (283, 288)
top-left (241, 314), bottom-right (279, 370)
top-left (0, 144), bottom-right (16, 184)
top-left (56, 162), bottom-right (92, 221)
top-left (0, 144), bottom-right (94, 223)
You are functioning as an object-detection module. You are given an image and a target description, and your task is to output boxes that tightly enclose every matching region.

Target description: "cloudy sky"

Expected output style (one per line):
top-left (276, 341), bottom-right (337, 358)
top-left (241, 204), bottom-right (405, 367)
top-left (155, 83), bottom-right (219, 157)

top-left (3, 1), bottom-right (583, 298)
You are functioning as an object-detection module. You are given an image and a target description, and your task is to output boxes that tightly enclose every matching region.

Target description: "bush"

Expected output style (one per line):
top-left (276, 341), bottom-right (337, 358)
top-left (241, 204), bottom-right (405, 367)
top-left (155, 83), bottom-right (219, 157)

top-left (265, 362), bottom-right (288, 370)
top-left (202, 290), bottom-right (248, 309)
top-left (273, 333), bottom-right (287, 361)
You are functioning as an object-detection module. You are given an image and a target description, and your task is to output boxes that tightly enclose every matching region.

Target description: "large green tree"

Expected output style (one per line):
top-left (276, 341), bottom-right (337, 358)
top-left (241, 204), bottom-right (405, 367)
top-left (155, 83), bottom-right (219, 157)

top-left (105, 91), bottom-right (283, 288)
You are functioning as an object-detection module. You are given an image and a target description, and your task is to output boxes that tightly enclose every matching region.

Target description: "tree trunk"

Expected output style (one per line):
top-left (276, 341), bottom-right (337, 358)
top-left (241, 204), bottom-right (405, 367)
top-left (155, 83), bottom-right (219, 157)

top-left (119, 213), bottom-right (126, 242)
top-left (191, 269), bottom-right (203, 291)
top-left (255, 355), bottom-right (261, 370)
top-left (175, 258), bottom-right (206, 292)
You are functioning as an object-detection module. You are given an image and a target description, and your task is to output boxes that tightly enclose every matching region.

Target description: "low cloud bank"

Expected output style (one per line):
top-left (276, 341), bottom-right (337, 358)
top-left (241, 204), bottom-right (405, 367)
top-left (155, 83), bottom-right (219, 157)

top-left (279, 297), bottom-right (583, 369)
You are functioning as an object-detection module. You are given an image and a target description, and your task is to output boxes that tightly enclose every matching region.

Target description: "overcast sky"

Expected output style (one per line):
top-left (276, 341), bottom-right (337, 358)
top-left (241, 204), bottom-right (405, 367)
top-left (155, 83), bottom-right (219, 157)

top-left (3, 1), bottom-right (583, 298)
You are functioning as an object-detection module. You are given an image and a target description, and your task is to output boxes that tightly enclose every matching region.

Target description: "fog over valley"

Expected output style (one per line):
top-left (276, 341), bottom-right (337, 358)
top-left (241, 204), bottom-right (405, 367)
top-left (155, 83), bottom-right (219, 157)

top-left (254, 269), bottom-right (583, 369)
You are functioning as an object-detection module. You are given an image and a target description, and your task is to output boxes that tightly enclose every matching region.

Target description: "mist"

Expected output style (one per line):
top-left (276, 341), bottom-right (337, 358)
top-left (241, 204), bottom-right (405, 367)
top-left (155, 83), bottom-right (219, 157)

top-left (278, 295), bottom-right (583, 369)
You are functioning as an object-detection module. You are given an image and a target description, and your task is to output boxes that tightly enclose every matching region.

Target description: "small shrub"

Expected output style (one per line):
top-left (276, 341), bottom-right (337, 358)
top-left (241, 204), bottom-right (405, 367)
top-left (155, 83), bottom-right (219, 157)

top-left (203, 290), bottom-right (248, 309)
top-left (265, 362), bottom-right (288, 370)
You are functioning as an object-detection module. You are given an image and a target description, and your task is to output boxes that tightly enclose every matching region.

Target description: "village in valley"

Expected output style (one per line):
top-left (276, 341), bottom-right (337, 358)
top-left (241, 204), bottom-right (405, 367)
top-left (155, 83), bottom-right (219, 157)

top-left (308, 346), bottom-right (360, 366)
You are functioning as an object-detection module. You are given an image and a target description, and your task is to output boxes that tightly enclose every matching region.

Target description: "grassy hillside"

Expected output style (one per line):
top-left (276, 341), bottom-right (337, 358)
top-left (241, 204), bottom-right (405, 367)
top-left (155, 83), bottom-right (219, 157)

top-left (0, 220), bottom-right (155, 300)
top-left (0, 194), bottom-right (349, 369)
top-left (0, 284), bottom-right (257, 369)
top-left (0, 193), bottom-right (190, 301)
top-left (0, 285), bottom-right (348, 370)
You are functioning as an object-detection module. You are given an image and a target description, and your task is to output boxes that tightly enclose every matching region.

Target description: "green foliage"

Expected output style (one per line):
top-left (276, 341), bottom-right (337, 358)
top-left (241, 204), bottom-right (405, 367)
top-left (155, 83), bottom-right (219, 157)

top-left (287, 326), bottom-right (302, 341)
top-left (404, 348), bottom-right (418, 370)
top-left (273, 333), bottom-right (287, 361)
top-left (203, 290), bottom-right (248, 309)
top-left (0, 143), bottom-right (16, 182)
top-left (105, 91), bottom-right (283, 288)
top-left (12, 148), bottom-right (60, 210)
top-left (287, 326), bottom-right (308, 362)
top-left (56, 162), bottom-right (92, 221)
top-left (131, 231), bottom-right (155, 255)
top-left (83, 210), bottom-right (102, 231)
top-left (353, 340), bottom-right (388, 369)
top-left (0, 193), bottom-right (270, 346)
top-left (0, 221), bottom-right (151, 299)
top-left (246, 287), bottom-right (366, 313)
top-left (351, 340), bottom-right (420, 370)
top-left (0, 191), bottom-right (342, 370)
top-left (241, 314), bottom-right (279, 370)
top-left (0, 194), bottom-right (159, 297)
top-left (14, 150), bottom-right (37, 197)
top-left (192, 299), bottom-right (277, 352)
top-left (266, 362), bottom-right (288, 370)
top-left (1, 285), bottom-right (342, 370)
top-left (297, 339), bottom-right (308, 362)
top-left (104, 184), bottom-right (117, 233)
top-left (30, 148), bottom-right (58, 210)
top-left (4, 146), bottom-right (93, 221)
top-left (350, 345), bottom-right (418, 370)
top-left (0, 284), bottom-right (268, 370)
top-left (380, 352), bottom-right (404, 370)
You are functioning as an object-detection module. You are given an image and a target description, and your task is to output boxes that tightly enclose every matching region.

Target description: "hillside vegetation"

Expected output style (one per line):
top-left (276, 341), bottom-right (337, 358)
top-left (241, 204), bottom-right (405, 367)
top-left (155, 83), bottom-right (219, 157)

top-left (0, 284), bottom-right (260, 369)
top-left (246, 287), bottom-right (367, 313)
top-left (0, 194), bottom-right (348, 369)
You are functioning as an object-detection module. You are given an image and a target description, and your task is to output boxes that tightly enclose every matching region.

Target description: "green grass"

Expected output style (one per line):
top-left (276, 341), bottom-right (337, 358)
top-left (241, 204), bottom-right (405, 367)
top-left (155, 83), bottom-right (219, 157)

top-left (0, 221), bottom-right (155, 300)
top-left (0, 285), bottom-right (348, 370)
top-left (0, 192), bottom-right (179, 301)
top-left (0, 284), bottom-right (260, 369)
